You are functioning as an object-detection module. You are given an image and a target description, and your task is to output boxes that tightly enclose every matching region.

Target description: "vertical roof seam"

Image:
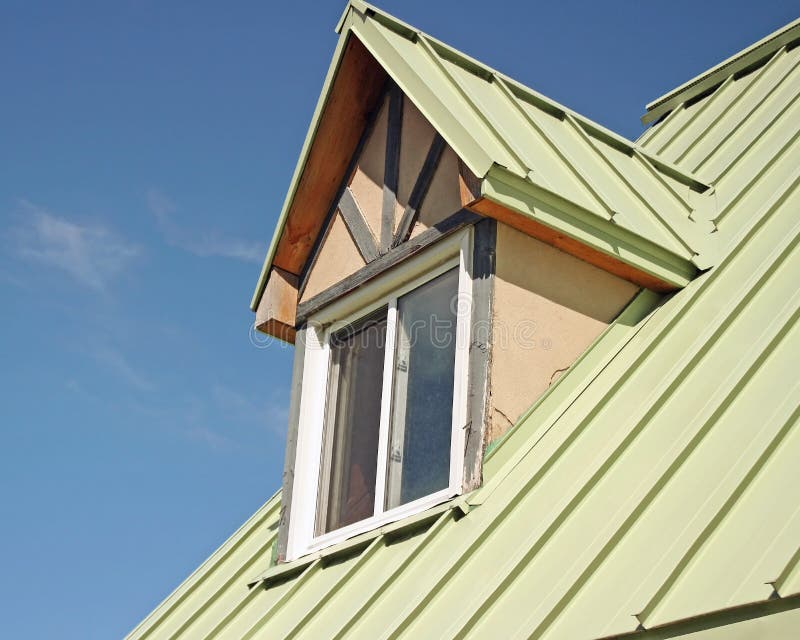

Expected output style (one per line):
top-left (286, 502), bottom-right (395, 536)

top-left (673, 47), bottom-right (787, 165)
top-left (633, 309), bottom-right (800, 627)
top-left (327, 510), bottom-right (455, 640)
top-left (240, 560), bottom-right (322, 639)
top-left (637, 102), bottom-right (686, 148)
top-left (415, 34), bottom-right (529, 177)
top-left (657, 76), bottom-right (735, 158)
top-left (693, 56), bottom-right (800, 177)
top-left (563, 113), bottom-right (698, 256)
top-left (282, 535), bottom-right (386, 640)
top-left (491, 74), bottom-right (617, 217)
top-left (715, 124), bottom-right (800, 226)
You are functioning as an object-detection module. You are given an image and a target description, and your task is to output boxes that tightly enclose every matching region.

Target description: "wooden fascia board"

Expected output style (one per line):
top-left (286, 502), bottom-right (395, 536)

top-left (250, 29), bottom-right (349, 311)
top-left (255, 266), bottom-right (299, 344)
top-left (477, 167), bottom-right (698, 291)
top-left (250, 30), bottom-right (387, 311)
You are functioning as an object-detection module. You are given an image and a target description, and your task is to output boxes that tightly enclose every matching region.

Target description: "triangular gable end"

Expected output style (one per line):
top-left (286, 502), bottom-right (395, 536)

top-left (300, 86), bottom-right (466, 303)
top-left (253, 1), bottom-right (718, 342)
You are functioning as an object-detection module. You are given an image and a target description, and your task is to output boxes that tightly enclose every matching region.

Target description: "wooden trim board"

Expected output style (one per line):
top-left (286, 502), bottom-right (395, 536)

top-left (468, 196), bottom-right (678, 292)
top-left (296, 209), bottom-right (481, 324)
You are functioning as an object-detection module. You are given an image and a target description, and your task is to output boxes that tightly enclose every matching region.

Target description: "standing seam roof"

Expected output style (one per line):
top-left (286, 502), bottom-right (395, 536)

top-left (129, 160), bottom-right (800, 639)
top-left (132, 9), bottom-right (800, 640)
top-left (639, 32), bottom-right (800, 259)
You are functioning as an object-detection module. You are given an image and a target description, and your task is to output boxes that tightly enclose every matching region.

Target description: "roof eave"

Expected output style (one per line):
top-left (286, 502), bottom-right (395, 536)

top-left (249, 23), bottom-right (356, 311)
top-left (482, 165), bottom-right (698, 290)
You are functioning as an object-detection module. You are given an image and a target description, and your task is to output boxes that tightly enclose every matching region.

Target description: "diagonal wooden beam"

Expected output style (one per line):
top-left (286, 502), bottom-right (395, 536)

top-left (338, 187), bottom-right (380, 262)
top-left (381, 83), bottom-right (403, 253)
top-left (392, 133), bottom-right (446, 247)
top-left (297, 209), bottom-right (481, 323)
top-left (298, 85), bottom-right (388, 299)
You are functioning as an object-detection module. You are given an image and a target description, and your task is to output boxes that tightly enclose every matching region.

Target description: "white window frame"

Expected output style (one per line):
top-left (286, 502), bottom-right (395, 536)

top-left (286, 229), bottom-right (473, 561)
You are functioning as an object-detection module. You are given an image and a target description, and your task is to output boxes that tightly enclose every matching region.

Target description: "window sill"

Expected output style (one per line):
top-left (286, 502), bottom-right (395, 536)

top-left (248, 495), bottom-right (472, 589)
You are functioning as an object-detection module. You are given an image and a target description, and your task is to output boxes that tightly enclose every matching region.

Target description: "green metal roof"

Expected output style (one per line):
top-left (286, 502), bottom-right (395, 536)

top-left (642, 17), bottom-right (800, 125)
top-left (251, 1), bottom-right (720, 310)
top-left (638, 29), bottom-right (800, 260)
top-left (132, 10), bottom-right (800, 640)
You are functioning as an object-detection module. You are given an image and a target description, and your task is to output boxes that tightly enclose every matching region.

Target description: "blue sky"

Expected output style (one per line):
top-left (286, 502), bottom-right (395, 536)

top-left (1, 1), bottom-right (795, 638)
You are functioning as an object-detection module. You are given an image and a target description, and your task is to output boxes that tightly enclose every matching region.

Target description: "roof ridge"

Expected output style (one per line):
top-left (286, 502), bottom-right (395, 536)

top-left (342, 1), bottom-right (709, 192)
top-left (642, 16), bottom-right (800, 125)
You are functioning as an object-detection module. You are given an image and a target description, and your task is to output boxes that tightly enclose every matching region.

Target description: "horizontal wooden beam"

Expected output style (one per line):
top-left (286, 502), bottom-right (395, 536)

top-left (297, 208), bottom-right (482, 323)
top-left (256, 267), bottom-right (300, 344)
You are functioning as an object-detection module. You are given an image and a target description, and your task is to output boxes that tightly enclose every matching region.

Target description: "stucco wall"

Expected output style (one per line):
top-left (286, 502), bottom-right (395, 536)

top-left (489, 223), bottom-right (639, 443)
top-left (410, 145), bottom-right (462, 237)
top-left (348, 93), bottom-right (388, 241)
top-left (301, 212), bottom-right (366, 302)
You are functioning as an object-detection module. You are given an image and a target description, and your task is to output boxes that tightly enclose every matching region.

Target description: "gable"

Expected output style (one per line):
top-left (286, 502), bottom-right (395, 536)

top-left (251, 2), bottom-right (725, 338)
top-left (302, 212), bottom-right (367, 302)
top-left (298, 84), bottom-right (465, 305)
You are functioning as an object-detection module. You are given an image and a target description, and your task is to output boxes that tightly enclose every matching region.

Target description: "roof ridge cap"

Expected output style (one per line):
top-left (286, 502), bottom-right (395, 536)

top-left (642, 16), bottom-right (800, 125)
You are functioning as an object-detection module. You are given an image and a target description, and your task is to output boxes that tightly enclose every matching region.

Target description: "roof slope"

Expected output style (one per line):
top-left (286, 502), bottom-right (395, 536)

top-left (131, 12), bottom-right (800, 640)
top-left (251, 2), bottom-right (718, 309)
top-left (128, 164), bottom-right (800, 639)
top-left (642, 17), bottom-right (800, 125)
top-left (638, 23), bottom-right (800, 263)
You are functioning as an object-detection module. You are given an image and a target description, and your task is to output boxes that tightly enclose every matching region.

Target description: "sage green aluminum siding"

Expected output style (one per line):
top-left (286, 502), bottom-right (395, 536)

top-left (132, 12), bottom-right (800, 640)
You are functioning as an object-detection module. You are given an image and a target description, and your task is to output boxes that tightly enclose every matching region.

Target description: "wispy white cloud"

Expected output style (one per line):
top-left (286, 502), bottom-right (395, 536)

top-left (11, 200), bottom-right (139, 291)
top-left (0, 269), bottom-right (28, 289)
top-left (91, 343), bottom-right (155, 392)
top-left (185, 425), bottom-right (237, 451)
top-left (212, 383), bottom-right (288, 438)
top-left (146, 188), bottom-right (263, 264)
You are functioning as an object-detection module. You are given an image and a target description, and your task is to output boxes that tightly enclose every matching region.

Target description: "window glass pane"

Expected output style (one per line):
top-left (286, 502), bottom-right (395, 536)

top-left (318, 312), bottom-right (387, 534)
top-left (386, 268), bottom-right (458, 509)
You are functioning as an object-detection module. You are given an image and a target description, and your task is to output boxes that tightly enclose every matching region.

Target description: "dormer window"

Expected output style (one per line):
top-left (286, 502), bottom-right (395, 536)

top-left (252, 38), bottom-right (671, 563)
top-left (286, 232), bottom-right (471, 559)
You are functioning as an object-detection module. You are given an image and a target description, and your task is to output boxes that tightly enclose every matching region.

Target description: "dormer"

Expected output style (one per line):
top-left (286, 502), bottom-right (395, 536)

top-left (251, 1), bottom-right (718, 563)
